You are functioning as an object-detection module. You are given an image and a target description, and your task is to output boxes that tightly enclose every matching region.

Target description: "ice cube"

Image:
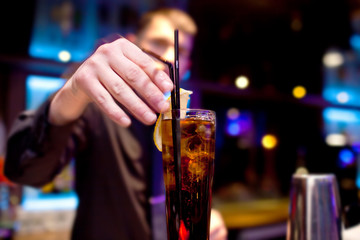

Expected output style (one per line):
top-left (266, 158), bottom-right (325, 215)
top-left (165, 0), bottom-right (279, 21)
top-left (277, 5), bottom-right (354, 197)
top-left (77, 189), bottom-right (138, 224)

top-left (186, 155), bottom-right (210, 182)
top-left (182, 123), bottom-right (197, 138)
top-left (186, 135), bottom-right (203, 152)
top-left (188, 159), bottom-right (207, 176)
top-left (196, 124), bottom-right (214, 140)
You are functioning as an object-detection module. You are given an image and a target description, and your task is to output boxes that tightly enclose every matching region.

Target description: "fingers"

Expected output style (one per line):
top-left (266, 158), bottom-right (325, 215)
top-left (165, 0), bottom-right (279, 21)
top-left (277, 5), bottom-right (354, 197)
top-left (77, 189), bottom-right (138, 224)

top-left (113, 54), bottom-right (171, 113)
top-left (99, 37), bottom-right (174, 94)
top-left (120, 40), bottom-right (174, 93)
top-left (210, 209), bottom-right (228, 240)
top-left (210, 227), bottom-right (228, 240)
top-left (101, 38), bottom-right (173, 123)
top-left (97, 62), bottom-right (162, 125)
top-left (74, 68), bottom-right (132, 127)
top-left (73, 37), bottom-right (173, 126)
top-left (109, 38), bottom-right (174, 96)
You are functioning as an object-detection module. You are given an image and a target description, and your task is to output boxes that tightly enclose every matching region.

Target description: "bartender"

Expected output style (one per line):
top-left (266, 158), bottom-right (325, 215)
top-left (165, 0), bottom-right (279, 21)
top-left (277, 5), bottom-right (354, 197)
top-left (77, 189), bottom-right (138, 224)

top-left (5, 7), bottom-right (227, 240)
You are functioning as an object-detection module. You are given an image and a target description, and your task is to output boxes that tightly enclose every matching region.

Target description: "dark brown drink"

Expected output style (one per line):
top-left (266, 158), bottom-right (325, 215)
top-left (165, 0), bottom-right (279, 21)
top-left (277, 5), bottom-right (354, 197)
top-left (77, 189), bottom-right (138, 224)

top-left (161, 109), bottom-right (216, 240)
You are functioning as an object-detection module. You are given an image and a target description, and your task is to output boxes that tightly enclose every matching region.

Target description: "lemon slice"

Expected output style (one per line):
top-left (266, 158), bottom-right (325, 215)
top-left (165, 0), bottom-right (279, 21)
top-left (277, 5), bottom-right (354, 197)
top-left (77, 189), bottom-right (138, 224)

top-left (153, 88), bottom-right (193, 151)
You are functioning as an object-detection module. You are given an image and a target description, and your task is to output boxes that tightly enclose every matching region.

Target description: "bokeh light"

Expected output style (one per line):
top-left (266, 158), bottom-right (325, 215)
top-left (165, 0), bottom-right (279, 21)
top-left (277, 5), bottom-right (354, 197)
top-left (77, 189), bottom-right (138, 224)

top-left (350, 34), bottom-right (360, 50)
top-left (227, 122), bottom-right (241, 136)
top-left (323, 108), bottom-right (360, 123)
top-left (338, 149), bottom-right (355, 167)
top-left (292, 85), bottom-right (307, 99)
top-left (225, 109), bottom-right (253, 137)
top-left (322, 51), bottom-right (344, 68)
top-left (325, 133), bottom-right (346, 146)
top-left (226, 108), bottom-right (240, 120)
top-left (336, 91), bottom-right (349, 104)
top-left (235, 75), bottom-right (249, 89)
top-left (261, 134), bottom-right (278, 149)
top-left (58, 50), bottom-right (71, 62)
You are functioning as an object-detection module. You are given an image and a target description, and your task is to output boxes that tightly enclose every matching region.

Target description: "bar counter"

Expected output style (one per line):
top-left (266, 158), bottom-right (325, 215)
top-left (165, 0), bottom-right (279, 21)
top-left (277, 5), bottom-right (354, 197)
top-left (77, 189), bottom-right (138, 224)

top-left (15, 231), bottom-right (70, 240)
top-left (214, 197), bottom-right (289, 229)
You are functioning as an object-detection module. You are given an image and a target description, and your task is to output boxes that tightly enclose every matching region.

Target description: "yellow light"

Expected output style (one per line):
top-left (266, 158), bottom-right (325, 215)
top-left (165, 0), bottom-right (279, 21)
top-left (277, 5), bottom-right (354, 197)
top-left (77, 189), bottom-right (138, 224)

top-left (292, 85), bottom-right (307, 99)
top-left (235, 75), bottom-right (249, 89)
top-left (58, 50), bottom-right (71, 62)
top-left (261, 134), bottom-right (278, 149)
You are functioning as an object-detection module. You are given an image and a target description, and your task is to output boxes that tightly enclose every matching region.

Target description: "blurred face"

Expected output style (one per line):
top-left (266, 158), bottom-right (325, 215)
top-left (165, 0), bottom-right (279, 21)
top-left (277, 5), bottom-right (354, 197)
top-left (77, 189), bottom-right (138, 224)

top-left (135, 15), bottom-right (194, 80)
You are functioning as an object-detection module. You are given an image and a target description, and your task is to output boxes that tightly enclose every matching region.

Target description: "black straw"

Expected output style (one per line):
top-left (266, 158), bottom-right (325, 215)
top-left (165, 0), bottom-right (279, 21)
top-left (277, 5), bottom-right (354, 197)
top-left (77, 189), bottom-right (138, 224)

top-left (174, 29), bottom-right (180, 110)
top-left (143, 31), bottom-right (182, 237)
top-left (172, 30), bottom-right (182, 237)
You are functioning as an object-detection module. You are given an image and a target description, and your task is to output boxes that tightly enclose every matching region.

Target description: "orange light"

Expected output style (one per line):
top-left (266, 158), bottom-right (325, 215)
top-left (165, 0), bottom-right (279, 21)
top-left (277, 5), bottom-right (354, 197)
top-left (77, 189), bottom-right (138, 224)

top-left (261, 134), bottom-right (278, 149)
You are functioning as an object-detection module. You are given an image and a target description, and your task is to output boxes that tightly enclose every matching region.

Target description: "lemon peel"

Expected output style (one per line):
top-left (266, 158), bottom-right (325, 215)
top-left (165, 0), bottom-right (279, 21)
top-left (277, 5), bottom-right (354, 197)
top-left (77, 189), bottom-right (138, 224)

top-left (153, 88), bottom-right (193, 151)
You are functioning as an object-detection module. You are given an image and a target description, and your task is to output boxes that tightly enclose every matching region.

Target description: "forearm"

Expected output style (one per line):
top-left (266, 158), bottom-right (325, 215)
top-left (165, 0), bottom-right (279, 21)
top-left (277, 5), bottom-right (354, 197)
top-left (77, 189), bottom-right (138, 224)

top-left (4, 102), bottom-right (75, 187)
top-left (49, 77), bottom-right (90, 126)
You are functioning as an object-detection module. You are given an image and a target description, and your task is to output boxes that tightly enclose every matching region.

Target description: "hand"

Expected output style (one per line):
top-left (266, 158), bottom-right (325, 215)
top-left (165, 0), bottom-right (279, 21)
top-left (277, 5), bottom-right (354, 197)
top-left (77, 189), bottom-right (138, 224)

top-left (49, 37), bottom-right (173, 126)
top-left (210, 209), bottom-right (228, 240)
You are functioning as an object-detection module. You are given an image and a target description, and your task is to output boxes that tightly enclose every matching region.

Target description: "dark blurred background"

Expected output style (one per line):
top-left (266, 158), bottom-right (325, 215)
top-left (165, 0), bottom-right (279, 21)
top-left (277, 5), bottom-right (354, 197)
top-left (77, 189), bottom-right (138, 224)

top-left (1, 0), bottom-right (360, 239)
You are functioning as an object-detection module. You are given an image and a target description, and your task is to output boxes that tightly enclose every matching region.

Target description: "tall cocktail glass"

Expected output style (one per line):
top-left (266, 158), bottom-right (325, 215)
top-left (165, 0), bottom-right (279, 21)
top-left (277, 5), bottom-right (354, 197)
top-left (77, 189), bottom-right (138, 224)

top-left (161, 109), bottom-right (216, 240)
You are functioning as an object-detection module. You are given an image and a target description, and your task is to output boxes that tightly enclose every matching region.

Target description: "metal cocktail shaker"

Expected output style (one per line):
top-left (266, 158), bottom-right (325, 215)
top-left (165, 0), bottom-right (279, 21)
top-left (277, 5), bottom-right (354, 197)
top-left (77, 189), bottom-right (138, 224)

top-left (287, 174), bottom-right (342, 240)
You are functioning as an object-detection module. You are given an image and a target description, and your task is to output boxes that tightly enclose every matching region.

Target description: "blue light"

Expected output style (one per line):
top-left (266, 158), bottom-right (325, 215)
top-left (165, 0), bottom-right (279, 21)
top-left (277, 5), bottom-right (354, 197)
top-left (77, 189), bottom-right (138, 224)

top-left (26, 75), bottom-right (66, 110)
top-left (352, 143), bottom-right (360, 153)
top-left (225, 110), bottom-right (253, 137)
top-left (27, 75), bottom-right (65, 90)
top-left (323, 86), bottom-right (360, 106)
top-left (350, 34), bottom-right (360, 50)
top-left (29, 0), bottom-right (97, 62)
top-left (22, 192), bottom-right (78, 211)
top-left (356, 177), bottom-right (360, 189)
top-left (182, 70), bottom-right (191, 81)
top-left (323, 107), bottom-right (360, 123)
top-left (227, 122), bottom-right (241, 136)
top-left (339, 149), bottom-right (355, 167)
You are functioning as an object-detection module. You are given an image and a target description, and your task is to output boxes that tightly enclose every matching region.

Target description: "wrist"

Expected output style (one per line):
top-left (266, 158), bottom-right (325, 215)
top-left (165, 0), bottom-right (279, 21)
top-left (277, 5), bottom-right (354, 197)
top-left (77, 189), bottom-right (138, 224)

top-left (48, 80), bottom-right (90, 125)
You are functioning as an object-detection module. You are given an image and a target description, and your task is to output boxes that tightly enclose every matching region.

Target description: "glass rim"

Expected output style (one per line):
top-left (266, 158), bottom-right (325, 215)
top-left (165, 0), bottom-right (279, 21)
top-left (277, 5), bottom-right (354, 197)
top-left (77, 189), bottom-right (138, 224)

top-left (161, 108), bottom-right (216, 121)
top-left (162, 108), bottom-right (215, 114)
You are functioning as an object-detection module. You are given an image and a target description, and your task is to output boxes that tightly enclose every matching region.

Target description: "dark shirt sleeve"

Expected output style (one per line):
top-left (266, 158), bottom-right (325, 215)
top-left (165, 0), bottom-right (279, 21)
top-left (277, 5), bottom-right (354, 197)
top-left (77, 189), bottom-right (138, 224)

top-left (4, 100), bottom-right (77, 187)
